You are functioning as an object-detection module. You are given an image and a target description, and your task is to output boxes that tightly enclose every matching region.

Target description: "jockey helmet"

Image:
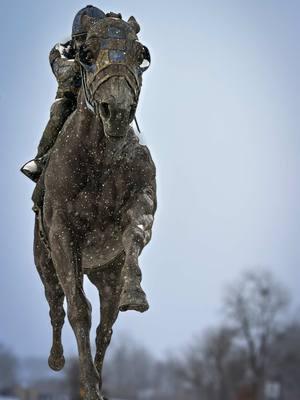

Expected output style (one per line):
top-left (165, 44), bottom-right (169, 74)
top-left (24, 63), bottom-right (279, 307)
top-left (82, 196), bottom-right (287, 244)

top-left (72, 5), bottom-right (106, 38)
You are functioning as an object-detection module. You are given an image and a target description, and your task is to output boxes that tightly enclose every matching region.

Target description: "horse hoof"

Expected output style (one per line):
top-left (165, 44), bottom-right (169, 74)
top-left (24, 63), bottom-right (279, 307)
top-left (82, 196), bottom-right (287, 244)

top-left (48, 353), bottom-right (65, 371)
top-left (119, 287), bottom-right (149, 313)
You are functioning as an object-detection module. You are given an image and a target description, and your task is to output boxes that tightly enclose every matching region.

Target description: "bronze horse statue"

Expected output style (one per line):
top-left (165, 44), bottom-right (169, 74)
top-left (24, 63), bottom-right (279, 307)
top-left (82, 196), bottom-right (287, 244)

top-left (33, 15), bottom-right (156, 400)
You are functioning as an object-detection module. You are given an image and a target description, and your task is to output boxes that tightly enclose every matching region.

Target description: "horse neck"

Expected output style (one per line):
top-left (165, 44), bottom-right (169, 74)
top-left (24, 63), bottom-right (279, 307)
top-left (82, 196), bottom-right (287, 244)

top-left (76, 89), bottom-right (106, 149)
top-left (75, 89), bottom-right (135, 161)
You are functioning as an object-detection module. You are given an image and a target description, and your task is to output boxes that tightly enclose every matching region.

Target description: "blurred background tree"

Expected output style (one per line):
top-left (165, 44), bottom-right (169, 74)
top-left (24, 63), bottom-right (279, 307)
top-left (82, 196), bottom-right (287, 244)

top-left (0, 345), bottom-right (18, 394)
top-left (1, 268), bottom-right (299, 400)
top-left (223, 270), bottom-right (290, 399)
top-left (65, 356), bottom-right (80, 400)
top-left (102, 335), bottom-right (156, 399)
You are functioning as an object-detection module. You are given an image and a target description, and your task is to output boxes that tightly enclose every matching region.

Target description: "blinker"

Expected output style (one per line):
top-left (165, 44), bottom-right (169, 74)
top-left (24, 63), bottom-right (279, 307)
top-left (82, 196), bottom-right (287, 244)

top-left (109, 50), bottom-right (126, 63)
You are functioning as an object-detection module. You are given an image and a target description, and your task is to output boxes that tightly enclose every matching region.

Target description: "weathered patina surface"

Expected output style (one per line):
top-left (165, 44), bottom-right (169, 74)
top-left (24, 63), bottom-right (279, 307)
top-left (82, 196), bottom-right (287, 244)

top-left (33, 14), bottom-right (156, 400)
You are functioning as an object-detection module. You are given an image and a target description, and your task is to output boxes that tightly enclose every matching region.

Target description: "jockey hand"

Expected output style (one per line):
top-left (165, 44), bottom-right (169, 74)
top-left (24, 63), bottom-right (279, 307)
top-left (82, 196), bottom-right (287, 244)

top-left (61, 40), bottom-right (76, 59)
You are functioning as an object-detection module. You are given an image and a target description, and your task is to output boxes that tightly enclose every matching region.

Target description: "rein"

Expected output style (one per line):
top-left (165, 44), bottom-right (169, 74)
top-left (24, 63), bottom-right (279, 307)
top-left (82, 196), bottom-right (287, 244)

top-left (81, 65), bottom-right (96, 113)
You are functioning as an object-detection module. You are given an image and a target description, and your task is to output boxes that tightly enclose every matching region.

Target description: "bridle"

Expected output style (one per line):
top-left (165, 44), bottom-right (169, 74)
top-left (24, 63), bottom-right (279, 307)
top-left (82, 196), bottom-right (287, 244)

top-left (79, 26), bottom-right (150, 133)
top-left (81, 62), bottom-right (141, 110)
top-left (81, 63), bottom-right (143, 133)
top-left (81, 65), bottom-right (96, 113)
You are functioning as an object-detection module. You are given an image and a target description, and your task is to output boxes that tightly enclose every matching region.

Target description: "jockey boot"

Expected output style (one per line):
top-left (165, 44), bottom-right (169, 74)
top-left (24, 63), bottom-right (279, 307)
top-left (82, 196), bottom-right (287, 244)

top-left (20, 158), bottom-right (44, 183)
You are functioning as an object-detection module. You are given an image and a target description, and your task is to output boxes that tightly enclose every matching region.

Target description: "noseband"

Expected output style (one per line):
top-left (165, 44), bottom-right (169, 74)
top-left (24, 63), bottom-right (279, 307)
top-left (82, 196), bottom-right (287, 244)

top-left (81, 62), bottom-right (141, 115)
top-left (80, 18), bottom-right (151, 134)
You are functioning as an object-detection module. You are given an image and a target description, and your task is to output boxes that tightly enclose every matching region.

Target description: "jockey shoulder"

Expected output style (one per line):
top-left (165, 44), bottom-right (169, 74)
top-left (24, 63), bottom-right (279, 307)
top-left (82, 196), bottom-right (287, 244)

top-left (49, 41), bottom-right (81, 99)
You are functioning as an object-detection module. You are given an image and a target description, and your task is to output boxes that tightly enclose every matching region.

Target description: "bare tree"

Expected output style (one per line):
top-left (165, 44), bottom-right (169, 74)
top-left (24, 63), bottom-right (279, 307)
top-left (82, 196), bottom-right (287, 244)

top-left (150, 355), bottom-right (194, 400)
top-left (223, 269), bottom-right (290, 399)
top-left (268, 321), bottom-right (300, 399)
top-left (102, 335), bottom-right (156, 399)
top-left (178, 327), bottom-right (236, 400)
top-left (62, 270), bottom-right (295, 400)
top-left (0, 344), bottom-right (18, 393)
top-left (202, 327), bottom-right (237, 400)
top-left (65, 356), bottom-right (80, 400)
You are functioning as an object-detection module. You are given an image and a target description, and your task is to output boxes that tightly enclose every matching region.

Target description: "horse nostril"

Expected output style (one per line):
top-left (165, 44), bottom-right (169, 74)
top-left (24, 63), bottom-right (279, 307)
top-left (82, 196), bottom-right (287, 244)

top-left (100, 103), bottom-right (110, 119)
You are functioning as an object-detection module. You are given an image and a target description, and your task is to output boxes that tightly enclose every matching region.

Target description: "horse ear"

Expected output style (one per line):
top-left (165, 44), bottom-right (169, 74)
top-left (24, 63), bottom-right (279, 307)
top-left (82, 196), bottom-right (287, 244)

top-left (128, 16), bottom-right (140, 34)
top-left (106, 11), bottom-right (122, 19)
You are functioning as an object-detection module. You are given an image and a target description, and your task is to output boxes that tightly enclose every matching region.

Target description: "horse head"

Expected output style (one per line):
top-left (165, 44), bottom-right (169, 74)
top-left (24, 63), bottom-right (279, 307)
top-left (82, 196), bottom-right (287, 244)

top-left (79, 15), bottom-right (151, 139)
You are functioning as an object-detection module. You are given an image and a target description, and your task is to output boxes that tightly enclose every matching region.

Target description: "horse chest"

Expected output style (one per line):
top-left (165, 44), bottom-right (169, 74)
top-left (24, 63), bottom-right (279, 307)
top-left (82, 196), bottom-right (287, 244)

top-left (73, 158), bottom-right (132, 226)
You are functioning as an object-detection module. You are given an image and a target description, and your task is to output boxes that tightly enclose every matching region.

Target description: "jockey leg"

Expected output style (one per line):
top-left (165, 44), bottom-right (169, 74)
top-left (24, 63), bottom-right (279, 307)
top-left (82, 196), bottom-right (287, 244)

top-left (21, 96), bottom-right (76, 182)
top-left (36, 96), bottom-right (76, 158)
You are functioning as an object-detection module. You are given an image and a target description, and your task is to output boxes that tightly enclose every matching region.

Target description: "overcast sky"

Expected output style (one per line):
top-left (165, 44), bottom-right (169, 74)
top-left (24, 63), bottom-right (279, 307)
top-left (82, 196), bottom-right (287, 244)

top-left (1, 0), bottom-right (300, 360)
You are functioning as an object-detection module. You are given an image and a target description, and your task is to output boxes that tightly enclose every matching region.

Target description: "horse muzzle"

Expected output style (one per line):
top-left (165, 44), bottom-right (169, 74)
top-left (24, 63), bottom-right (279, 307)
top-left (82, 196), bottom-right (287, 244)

top-left (98, 102), bottom-right (134, 139)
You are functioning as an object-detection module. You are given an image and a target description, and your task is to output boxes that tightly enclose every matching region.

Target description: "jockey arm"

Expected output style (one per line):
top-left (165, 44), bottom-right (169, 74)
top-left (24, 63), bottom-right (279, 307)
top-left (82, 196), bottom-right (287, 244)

top-left (49, 41), bottom-right (78, 84)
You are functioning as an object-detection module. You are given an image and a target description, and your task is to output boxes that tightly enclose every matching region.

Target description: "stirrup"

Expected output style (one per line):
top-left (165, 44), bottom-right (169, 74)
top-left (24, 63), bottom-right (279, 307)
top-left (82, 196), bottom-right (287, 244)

top-left (20, 159), bottom-right (42, 182)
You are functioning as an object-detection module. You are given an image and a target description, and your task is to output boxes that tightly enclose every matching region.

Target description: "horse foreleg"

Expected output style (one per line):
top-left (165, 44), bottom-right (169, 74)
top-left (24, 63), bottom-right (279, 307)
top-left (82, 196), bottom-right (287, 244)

top-left (34, 216), bottom-right (66, 371)
top-left (120, 190), bottom-right (155, 313)
top-left (87, 254), bottom-right (123, 389)
top-left (48, 211), bottom-right (102, 400)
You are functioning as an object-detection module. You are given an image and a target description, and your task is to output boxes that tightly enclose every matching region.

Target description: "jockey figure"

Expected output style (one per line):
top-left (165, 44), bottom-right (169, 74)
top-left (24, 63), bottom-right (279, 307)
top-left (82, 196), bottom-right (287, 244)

top-left (21, 5), bottom-right (106, 182)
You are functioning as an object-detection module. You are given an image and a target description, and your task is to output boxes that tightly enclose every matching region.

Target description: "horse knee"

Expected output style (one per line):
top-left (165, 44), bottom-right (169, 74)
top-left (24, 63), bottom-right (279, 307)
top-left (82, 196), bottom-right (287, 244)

top-left (48, 222), bottom-right (69, 245)
top-left (122, 225), bottom-right (145, 251)
top-left (44, 286), bottom-right (65, 327)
